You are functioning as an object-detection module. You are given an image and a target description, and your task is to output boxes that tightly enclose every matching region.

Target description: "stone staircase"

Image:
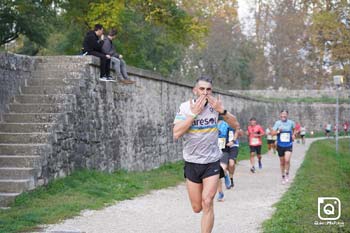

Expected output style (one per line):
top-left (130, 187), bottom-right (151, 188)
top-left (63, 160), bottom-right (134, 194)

top-left (0, 57), bottom-right (84, 207)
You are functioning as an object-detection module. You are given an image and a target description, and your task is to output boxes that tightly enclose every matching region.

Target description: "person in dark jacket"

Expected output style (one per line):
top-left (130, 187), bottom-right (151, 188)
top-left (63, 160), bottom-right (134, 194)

top-left (83, 24), bottom-right (112, 81)
top-left (102, 29), bottom-right (135, 84)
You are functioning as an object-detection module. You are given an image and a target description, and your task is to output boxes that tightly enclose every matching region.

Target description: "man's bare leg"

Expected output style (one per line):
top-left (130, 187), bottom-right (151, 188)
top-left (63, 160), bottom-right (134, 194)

top-left (250, 152), bottom-right (256, 172)
top-left (284, 151), bottom-right (292, 182)
top-left (186, 179), bottom-right (203, 213)
top-left (201, 174), bottom-right (219, 233)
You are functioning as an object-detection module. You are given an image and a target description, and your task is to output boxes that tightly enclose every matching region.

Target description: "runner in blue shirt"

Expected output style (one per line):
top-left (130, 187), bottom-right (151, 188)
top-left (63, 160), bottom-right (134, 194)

top-left (216, 118), bottom-right (241, 201)
top-left (272, 110), bottom-right (296, 185)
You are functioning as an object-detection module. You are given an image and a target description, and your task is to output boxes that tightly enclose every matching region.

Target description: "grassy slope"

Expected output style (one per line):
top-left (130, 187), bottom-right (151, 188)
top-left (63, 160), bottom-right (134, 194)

top-left (263, 139), bottom-right (350, 233)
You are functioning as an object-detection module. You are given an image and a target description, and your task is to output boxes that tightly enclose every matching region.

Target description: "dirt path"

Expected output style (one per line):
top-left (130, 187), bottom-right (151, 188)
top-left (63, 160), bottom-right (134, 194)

top-left (41, 138), bottom-right (319, 233)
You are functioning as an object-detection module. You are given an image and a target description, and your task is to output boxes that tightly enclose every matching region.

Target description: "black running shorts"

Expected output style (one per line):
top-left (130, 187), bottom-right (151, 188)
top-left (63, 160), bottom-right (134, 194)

top-left (220, 147), bottom-right (239, 164)
top-left (267, 140), bottom-right (275, 144)
top-left (184, 160), bottom-right (224, 184)
top-left (277, 146), bottom-right (293, 157)
top-left (249, 145), bottom-right (261, 154)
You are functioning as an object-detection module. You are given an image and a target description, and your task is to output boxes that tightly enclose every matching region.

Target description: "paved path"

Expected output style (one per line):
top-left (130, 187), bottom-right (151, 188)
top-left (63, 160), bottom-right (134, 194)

top-left (42, 138), bottom-right (320, 233)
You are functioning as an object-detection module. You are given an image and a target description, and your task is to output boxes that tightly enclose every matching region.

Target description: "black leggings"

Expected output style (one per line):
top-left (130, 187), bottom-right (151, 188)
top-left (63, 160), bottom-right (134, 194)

top-left (88, 51), bottom-right (110, 77)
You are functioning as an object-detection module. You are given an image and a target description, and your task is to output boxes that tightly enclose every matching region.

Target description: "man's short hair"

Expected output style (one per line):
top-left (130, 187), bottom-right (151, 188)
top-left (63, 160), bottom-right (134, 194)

top-left (109, 29), bottom-right (117, 36)
top-left (94, 24), bottom-right (103, 31)
top-left (195, 76), bottom-right (213, 85)
top-left (250, 117), bottom-right (256, 121)
top-left (280, 109), bottom-right (289, 114)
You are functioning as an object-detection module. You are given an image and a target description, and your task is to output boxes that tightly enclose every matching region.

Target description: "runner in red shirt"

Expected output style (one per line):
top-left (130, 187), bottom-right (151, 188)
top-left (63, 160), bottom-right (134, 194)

top-left (246, 117), bottom-right (265, 173)
top-left (343, 121), bottom-right (349, 136)
top-left (295, 122), bottom-right (301, 143)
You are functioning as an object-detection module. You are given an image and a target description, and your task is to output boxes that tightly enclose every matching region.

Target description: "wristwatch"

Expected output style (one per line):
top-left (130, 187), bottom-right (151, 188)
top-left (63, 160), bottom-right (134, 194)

top-left (219, 109), bottom-right (227, 116)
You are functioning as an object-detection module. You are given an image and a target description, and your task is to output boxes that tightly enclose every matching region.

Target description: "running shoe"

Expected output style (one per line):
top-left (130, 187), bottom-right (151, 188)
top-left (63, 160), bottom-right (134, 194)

top-left (285, 174), bottom-right (289, 183)
top-left (258, 160), bottom-right (262, 169)
top-left (217, 192), bottom-right (224, 202)
top-left (282, 179), bottom-right (286, 185)
top-left (224, 174), bottom-right (231, 189)
top-left (250, 166), bottom-right (256, 173)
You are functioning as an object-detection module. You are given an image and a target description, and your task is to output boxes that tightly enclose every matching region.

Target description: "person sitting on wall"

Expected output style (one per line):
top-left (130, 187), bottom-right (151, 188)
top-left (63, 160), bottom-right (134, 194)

top-left (82, 24), bottom-right (113, 81)
top-left (102, 29), bottom-right (135, 84)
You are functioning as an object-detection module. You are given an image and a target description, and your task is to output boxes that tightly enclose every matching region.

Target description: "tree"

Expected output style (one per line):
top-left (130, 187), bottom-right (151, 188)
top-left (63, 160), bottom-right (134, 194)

top-left (310, 1), bottom-right (350, 86)
top-left (0, 0), bottom-right (57, 46)
top-left (173, 0), bottom-right (262, 89)
top-left (57, 0), bottom-right (206, 76)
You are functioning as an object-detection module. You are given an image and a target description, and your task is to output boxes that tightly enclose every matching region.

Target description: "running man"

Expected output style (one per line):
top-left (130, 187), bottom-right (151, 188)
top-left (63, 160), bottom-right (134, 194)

top-left (173, 76), bottom-right (240, 233)
top-left (216, 118), bottom-right (241, 201)
top-left (227, 128), bottom-right (242, 187)
top-left (325, 122), bottom-right (332, 137)
top-left (343, 121), bottom-right (349, 136)
top-left (271, 110), bottom-right (295, 185)
top-left (300, 124), bottom-right (306, 144)
top-left (246, 117), bottom-right (265, 173)
top-left (265, 126), bottom-right (277, 155)
top-left (295, 122), bottom-right (301, 143)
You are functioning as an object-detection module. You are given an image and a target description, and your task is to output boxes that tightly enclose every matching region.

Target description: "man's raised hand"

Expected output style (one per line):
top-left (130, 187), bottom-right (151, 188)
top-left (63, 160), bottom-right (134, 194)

top-left (207, 95), bottom-right (224, 114)
top-left (190, 95), bottom-right (206, 115)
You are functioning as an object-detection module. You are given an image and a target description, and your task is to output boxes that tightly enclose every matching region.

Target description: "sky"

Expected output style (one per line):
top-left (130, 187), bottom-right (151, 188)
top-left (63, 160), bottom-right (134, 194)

top-left (237, 0), bottom-right (256, 37)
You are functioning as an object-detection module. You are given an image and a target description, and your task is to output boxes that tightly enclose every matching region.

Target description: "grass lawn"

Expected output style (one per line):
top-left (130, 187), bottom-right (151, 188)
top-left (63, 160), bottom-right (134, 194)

top-left (263, 139), bottom-right (350, 233)
top-left (0, 139), bottom-right (263, 233)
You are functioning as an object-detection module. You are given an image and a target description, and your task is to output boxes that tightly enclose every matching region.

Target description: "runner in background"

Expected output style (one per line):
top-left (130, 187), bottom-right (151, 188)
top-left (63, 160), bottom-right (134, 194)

top-left (265, 126), bottom-right (277, 155)
top-left (272, 110), bottom-right (295, 185)
top-left (325, 122), bottom-right (332, 137)
top-left (246, 117), bottom-right (265, 173)
top-left (300, 124), bottom-right (306, 145)
top-left (343, 121), bottom-right (349, 136)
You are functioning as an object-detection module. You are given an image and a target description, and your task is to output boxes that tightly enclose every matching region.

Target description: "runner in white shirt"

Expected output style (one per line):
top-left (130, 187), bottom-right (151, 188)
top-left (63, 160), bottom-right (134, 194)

top-left (173, 76), bottom-right (240, 233)
top-left (300, 125), bottom-right (306, 145)
top-left (266, 126), bottom-right (277, 155)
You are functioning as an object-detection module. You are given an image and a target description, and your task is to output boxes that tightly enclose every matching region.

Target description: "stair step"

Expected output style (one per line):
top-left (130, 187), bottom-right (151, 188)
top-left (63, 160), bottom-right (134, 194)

top-left (0, 179), bottom-right (33, 193)
top-left (0, 133), bottom-right (50, 144)
top-left (0, 155), bottom-right (40, 167)
top-left (34, 55), bottom-right (92, 63)
top-left (0, 168), bottom-right (36, 179)
top-left (0, 144), bottom-right (51, 155)
top-left (34, 62), bottom-right (88, 71)
top-left (0, 123), bottom-right (54, 133)
top-left (14, 94), bottom-right (74, 104)
top-left (9, 103), bottom-right (72, 113)
top-left (27, 78), bottom-right (81, 86)
top-left (31, 70), bottom-right (84, 79)
top-left (0, 192), bottom-right (20, 207)
top-left (21, 86), bottom-right (76, 95)
top-left (3, 113), bottom-right (61, 123)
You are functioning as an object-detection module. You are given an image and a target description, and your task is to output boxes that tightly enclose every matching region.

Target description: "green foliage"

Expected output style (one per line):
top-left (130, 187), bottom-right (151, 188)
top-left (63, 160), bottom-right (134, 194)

top-left (16, 37), bottom-right (40, 55)
top-left (56, 0), bottom-right (207, 76)
top-left (0, 0), bottom-right (56, 46)
top-left (263, 139), bottom-right (350, 232)
top-left (310, 2), bottom-right (350, 83)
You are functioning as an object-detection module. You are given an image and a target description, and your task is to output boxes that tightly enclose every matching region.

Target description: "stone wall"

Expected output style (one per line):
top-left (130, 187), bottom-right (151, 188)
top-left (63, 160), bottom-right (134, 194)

top-left (60, 58), bottom-right (349, 171)
top-left (0, 53), bottom-right (34, 121)
top-left (229, 89), bottom-right (350, 99)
